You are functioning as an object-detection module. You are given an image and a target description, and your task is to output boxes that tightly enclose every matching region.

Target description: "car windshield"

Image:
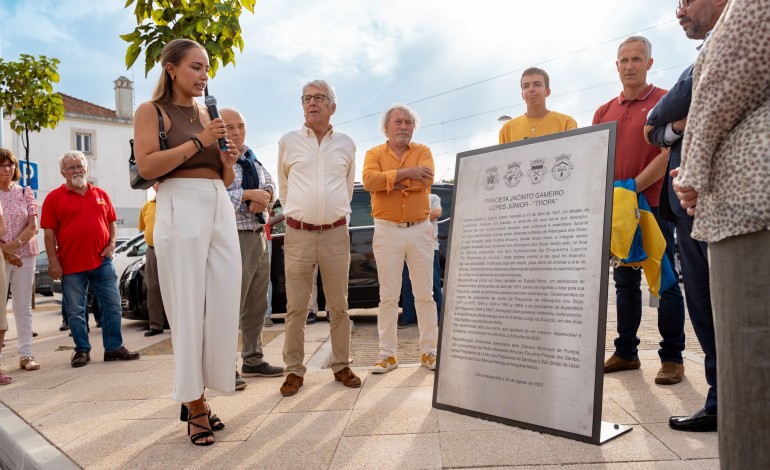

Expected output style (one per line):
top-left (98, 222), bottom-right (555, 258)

top-left (350, 191), bottom-right (374, 228)
top-left (115, 233), bottom-right (145, 254)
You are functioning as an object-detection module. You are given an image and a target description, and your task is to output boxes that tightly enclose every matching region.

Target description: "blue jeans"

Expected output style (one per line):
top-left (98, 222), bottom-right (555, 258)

top-left (612, 206), bottom-right (685, 363)
top-left (62, 257), bottom-right (124, 353)
top-left (400, 250), bottom-right (442, 324)
top-left (61, 288), bottom-right (101, 325)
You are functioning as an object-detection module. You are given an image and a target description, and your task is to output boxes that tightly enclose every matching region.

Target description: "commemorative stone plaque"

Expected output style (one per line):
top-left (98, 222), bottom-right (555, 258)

top-left (434, 123), bottom-right (629, 444)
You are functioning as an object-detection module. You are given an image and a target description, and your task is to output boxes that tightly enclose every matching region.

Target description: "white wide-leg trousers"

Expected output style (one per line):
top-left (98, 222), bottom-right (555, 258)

top-left (154, 178), bottom-right (241, 402)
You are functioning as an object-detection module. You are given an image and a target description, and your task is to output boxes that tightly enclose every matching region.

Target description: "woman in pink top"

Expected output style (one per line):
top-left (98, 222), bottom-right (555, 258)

top-left (0, 188), bottom-right (7, 384)
top-left (0, 148), bottom-right (41, 372)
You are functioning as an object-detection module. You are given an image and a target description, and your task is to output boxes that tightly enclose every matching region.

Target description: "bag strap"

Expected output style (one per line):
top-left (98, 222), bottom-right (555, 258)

top-left (129, 104), bottom-right (169, 164)
top-left (153, 104), bottom-right (169, 150)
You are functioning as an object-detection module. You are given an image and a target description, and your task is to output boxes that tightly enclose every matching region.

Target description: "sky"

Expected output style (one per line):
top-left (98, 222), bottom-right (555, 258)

top-left (0, 0), bottom-right (700, 182)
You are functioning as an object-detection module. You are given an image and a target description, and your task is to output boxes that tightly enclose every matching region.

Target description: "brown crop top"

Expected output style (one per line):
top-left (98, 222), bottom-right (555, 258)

top-left (162, 104), bottom-right (223, 174)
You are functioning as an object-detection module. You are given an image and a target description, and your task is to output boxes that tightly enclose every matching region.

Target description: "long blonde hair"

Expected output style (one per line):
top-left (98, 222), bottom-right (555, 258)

top-left (150, 38), bottom-right (207, 106)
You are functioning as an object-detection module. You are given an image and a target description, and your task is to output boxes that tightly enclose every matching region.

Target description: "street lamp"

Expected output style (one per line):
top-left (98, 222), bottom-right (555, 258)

top-left (498, 115), bottom-right (512, 123)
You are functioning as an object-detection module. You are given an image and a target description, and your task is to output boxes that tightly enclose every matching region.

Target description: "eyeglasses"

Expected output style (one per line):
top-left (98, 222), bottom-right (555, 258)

top-left (301, 94), bottom-right (328, 105)
top-left (676, 0), bottom-right (692, 16)
top-left (0, 164), bottom-right (15, 170)
top-left (63, 164), bottom-right (86, 172)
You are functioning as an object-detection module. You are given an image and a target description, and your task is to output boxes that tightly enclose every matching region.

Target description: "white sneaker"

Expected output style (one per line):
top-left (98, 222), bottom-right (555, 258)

top-left (371, 356), bottom-right (398, 374)
top-left (421, 353), bottom-right (437, 371)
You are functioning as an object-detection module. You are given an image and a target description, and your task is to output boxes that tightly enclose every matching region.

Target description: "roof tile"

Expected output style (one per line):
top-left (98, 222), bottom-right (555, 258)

top-left (61, 93), bottom-right (116, 119)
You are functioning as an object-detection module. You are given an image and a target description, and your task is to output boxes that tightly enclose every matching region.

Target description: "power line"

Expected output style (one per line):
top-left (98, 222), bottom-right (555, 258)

top-left (335, 18), bottom-right (679, 126)
top-left (254, 18), bottom-right (679, 148)
top-left (350, 61), bottom-right (691, 148)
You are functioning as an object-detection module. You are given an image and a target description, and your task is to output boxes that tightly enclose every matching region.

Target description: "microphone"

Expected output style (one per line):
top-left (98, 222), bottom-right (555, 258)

top-left (204, 95), bottom-right (228, 151)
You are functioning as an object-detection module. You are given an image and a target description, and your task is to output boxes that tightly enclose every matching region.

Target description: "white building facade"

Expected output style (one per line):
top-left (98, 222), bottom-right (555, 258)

top-left (1, 76), bottom-right (145, 239)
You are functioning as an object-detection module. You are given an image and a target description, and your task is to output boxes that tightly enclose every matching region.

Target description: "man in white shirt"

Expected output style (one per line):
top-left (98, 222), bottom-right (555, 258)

top-left (277, 79), bottom-right (361, 396)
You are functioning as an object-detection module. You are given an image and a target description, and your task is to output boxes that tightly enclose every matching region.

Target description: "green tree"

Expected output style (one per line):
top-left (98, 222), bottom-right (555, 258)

top-left (0, 54), bottom-right (65, 183)
top-left (121, 0), bottom-right (256, 78)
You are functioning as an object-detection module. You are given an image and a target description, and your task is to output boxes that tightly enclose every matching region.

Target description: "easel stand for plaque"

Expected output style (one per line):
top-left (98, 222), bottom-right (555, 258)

top-left (600, 421), bottom-right (632, 444)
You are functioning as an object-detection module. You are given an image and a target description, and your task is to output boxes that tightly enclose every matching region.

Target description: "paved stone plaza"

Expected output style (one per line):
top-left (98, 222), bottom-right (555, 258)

top-left (0, 290), bottom-right (718, 469)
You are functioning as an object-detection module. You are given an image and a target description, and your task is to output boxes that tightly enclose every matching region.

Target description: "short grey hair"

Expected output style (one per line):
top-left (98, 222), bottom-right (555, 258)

top-left (617, 36), bottom-right (652, 60)
top-left (302, 79), bottom-right (337, 106)
top-left (59, 150), bottom-right (87, 170)
top-left (380, 104), bottom-right (420, 135)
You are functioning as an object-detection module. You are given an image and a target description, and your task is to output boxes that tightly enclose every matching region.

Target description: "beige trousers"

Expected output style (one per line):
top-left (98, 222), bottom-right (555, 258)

top-left (282, 225), bottom-right (351, 375)
top-left (373, 220), bottom-right (438, 357)
top-left (154, 178), bottom-right (241, 402)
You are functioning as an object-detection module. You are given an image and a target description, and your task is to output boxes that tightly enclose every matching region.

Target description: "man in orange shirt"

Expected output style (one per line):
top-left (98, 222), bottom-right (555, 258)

top-left (362, 104), bottom-right (438, 373)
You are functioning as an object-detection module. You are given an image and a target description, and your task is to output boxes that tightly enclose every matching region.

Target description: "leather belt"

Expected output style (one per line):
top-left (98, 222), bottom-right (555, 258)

top-left (238, 226), bottom-right (264, 234)
top-left (286, 216), bottom-right (347, 232)
top-left (374, 218), bottom-right (428, 228)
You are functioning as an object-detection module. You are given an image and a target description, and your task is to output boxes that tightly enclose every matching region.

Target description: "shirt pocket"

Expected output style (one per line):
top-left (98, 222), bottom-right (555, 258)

top-left (328, 152), bottom-right (351, 180)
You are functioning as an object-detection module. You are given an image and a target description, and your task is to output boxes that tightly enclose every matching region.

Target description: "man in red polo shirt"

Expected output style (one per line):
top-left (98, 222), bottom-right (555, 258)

top-left (42, 151), bottom-right (140, 368)
top-left (593, 36), bottom-right (685, 385)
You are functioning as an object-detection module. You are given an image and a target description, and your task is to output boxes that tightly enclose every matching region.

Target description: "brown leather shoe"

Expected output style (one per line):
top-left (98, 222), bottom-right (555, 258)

top-left (655, 361), bottom-right (684, 385)
top-left (333, 367), bottom-right (362, 388)
top-left (280, 373), bottom-right (304, 396)
top-left (603, 354), bottom-right (641, 373)
top-left (104, 346), bottom-right (140, 361)
top-left (71, 351), bottom-right (90, 368)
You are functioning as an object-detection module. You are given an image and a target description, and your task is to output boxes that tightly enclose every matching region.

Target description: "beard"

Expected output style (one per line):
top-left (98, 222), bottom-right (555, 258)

top-left (71, 175), bottom-right (87, 188)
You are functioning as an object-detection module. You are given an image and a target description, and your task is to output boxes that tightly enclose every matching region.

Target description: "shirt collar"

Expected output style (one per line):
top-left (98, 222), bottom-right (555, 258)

top-left (618, 83), bottom-right (656, 104)
top-left (64, 182), bottom-right (91, 194)
top-left (303, 124), bottom-right (334, 138)
top-left (385, 140), bottom-right (412, 156)
top-left (697, 30), bottom-right (713, 51)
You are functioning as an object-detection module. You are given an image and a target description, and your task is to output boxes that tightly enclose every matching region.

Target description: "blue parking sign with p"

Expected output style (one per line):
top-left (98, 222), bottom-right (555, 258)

top-left (19, 160), bottom-right (39, 195)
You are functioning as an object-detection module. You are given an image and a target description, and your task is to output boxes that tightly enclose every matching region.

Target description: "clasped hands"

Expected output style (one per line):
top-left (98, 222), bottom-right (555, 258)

top-left (671, 167), bottom-right (698, 216)
top-left (1, 241), bottom-right (23, 267)
top-left (245, 189), bottom-right (271, 214)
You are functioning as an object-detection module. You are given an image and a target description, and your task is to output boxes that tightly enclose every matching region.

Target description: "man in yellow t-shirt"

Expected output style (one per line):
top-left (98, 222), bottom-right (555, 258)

top-left (138, 182), bottom-right (166, 337)
top-left (499, 67), bottom-right (578, 144)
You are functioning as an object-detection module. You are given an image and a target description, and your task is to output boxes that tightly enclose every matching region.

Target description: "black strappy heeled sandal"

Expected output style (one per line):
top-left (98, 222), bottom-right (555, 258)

top-left (185, 400), bottom-right (214, 446)
top-left (180, 403), bottom-right (225, 431)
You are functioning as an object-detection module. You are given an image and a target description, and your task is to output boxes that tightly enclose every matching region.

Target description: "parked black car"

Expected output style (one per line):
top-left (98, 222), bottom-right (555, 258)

top-left (119, 183), bottom-right (454, 319)
top-left (120, 256), bottom-right (148, 321)
top-left (35, 251), bottom-right (54, 296)
top-left (271, 183), bottom-right (454, 312)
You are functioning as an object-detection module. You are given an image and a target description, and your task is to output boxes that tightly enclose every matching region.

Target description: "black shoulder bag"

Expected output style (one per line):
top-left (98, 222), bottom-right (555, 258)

top-left (129, 104), bottom-right (167, 190)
